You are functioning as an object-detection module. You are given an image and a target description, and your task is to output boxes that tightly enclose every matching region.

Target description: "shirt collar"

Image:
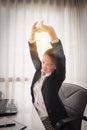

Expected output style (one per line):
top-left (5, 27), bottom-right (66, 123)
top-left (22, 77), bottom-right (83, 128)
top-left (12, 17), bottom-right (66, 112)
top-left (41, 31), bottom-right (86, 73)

top-left (41, 69), bottom-right (52, 77)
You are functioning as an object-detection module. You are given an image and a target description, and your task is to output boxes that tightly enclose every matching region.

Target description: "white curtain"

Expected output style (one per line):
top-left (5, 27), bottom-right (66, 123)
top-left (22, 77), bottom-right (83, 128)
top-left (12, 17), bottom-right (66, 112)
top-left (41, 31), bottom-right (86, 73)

top-left (0, 0), bottom-right (87, 129)
top-left (0, 0), bottom-right (87, 88)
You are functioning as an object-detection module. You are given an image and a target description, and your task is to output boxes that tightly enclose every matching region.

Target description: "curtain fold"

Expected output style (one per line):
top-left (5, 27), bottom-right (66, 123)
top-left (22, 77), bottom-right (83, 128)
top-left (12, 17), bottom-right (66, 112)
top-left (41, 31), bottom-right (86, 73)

top-left (0, 0), bottom-right (87, 88)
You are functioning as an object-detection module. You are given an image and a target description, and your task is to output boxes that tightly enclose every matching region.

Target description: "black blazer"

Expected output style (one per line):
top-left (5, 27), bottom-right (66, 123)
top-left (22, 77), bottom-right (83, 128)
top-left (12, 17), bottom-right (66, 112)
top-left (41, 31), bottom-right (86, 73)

top-left (28, 40), bottom-right (68, 127)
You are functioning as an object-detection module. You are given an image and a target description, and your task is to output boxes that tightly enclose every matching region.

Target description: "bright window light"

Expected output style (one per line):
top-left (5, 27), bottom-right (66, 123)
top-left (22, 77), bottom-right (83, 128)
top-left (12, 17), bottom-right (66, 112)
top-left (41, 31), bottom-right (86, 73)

top-left (35, 32), bottom-right (51, 59)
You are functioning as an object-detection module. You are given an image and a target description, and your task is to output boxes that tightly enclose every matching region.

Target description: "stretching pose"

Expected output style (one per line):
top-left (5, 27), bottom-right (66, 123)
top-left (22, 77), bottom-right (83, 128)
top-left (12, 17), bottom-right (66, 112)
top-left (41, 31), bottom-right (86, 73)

top-left (28, 21), bottom-right (68, 130)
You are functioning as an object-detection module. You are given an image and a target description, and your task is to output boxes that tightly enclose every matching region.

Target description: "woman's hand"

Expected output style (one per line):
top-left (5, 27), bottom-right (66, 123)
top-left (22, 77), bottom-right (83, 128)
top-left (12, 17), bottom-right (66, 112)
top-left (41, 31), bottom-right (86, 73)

top-left (29, 21), bottom-right (58, 42)
top-left (29, 21), bottom-right (41, 42)
top-left (40, 21), bottom-right (58, 41)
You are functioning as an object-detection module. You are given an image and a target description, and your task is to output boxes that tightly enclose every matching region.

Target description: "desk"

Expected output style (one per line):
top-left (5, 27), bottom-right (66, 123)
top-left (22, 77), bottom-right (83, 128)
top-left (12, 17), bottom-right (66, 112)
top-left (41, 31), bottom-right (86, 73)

top-left (0, 81), bottom-right (45, 130)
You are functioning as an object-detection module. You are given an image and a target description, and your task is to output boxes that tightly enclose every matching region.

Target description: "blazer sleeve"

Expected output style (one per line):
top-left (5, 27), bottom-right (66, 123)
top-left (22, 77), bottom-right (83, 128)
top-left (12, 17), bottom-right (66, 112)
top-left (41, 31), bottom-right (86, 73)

top-left (51, 40), bottom-right (66, 82)
top-left (28, 41), bottom-right (41, 70)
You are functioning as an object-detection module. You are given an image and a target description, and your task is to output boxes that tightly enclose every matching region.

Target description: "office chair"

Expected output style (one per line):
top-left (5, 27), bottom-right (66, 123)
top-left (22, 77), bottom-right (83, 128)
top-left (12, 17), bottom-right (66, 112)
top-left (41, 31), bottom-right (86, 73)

top-left (55, 83), bottom-right (87, 130)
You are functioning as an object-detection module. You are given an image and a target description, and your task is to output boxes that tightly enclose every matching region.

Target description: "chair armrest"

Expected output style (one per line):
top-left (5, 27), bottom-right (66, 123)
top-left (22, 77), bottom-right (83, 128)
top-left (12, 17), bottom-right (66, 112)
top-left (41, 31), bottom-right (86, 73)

top-left (55, 115), bottom-right (87, 130)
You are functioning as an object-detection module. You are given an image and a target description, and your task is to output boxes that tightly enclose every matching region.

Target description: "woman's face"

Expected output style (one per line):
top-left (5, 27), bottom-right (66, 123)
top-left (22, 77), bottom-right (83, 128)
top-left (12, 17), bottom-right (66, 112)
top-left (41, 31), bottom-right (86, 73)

top-left (42, 54), bottom-right (56, 74)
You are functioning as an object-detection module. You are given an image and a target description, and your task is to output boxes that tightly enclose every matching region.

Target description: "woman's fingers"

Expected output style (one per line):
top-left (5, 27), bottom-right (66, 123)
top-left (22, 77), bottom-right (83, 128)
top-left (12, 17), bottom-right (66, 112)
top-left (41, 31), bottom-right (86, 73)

top-left (33, 21), bottom-right (38, 27)
top-left (40, 21), bottom-right (49, 32)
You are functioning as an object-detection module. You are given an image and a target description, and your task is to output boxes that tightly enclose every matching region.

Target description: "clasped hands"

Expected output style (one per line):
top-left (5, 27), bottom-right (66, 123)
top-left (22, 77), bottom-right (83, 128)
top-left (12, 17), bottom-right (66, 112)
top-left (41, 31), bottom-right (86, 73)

top-left (32, 21), bottom-right (52, 33)
top-left (30, 21), bottom-right (58, 41)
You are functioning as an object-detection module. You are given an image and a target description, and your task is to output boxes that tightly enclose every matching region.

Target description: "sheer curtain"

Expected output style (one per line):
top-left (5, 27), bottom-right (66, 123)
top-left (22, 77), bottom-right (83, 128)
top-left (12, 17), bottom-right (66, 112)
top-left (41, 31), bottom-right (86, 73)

top-left (0, 0), bottom-right (87, 87)
top-left (0, 0), bottom-right (87, 129)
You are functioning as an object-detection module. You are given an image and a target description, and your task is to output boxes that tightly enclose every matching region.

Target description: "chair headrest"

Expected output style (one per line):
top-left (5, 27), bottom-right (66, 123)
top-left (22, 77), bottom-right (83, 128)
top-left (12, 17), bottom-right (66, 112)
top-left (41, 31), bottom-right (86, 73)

top-left (58, 83), bottom-right (87, 116)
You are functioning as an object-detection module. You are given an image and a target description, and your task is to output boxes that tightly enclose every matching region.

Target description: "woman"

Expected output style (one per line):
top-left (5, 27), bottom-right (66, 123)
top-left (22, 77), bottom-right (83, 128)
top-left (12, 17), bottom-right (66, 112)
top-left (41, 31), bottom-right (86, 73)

top-left (28, 21), bottom-right (68, 130)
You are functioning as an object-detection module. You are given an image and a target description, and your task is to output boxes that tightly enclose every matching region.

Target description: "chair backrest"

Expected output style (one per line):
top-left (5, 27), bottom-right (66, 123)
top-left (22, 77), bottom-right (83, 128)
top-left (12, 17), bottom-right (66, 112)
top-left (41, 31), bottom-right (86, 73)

top-left (58, 83), bottom-right (87, 130)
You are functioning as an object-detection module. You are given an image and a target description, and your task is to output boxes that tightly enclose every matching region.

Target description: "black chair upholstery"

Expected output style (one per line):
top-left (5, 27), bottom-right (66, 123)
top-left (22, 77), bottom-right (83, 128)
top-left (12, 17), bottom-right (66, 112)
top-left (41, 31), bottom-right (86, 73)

top-left (55, 83), bottom-right (87, 130)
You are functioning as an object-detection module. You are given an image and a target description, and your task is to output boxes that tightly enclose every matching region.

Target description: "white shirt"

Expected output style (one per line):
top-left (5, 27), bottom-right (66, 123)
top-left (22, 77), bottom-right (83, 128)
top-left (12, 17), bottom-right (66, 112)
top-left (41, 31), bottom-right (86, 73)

top-left (33, 72), bottom-right (51, 118)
